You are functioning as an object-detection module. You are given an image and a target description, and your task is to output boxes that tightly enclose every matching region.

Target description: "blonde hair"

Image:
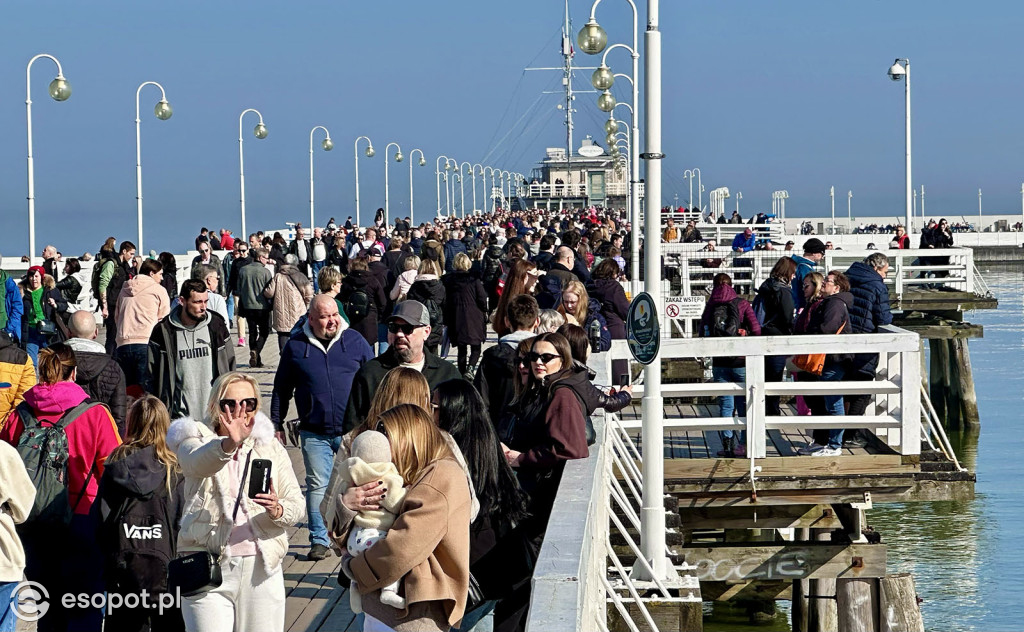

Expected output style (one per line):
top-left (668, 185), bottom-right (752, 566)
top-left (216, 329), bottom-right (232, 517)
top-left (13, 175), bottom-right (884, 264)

top-left (453, 252), bottom-right (471, 272)
top-left (803, 271), bottom-right (825, 303)
top-left (205, 372), bottom-right (261, 433)
top-left (318, 266), bottom-right (341, 293)
top-left (375, 404), bottom-right (453, 486)
top-left (562, 280), bottom-right (590, 324)
top-left (360, 367), bottom-right (431, 434)
top-left (418, 258), bottom-right (441, 276)
top-left (108, 396), bottom-right (179, 492)
top-left (403, 255), bottom-right (421, 272)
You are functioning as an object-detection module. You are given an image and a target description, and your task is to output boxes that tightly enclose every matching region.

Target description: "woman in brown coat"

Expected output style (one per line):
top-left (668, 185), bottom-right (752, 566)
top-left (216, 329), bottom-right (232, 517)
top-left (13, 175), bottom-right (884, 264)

top-left (339, 404), bottom-right (472, 632)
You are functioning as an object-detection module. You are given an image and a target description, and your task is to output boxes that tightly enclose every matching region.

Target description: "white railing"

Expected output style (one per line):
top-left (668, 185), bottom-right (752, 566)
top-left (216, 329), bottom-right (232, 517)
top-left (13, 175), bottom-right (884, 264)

top-left (660, 246), bottom-right (980, 299)
top-left (607, 325), bottom-right (922, 461)
top-left (606, 182), bottom-right (645, 197)
top-left (527, 183), bottom-right (588, 198)
top-left (660, 222), bottom-right (786, 245)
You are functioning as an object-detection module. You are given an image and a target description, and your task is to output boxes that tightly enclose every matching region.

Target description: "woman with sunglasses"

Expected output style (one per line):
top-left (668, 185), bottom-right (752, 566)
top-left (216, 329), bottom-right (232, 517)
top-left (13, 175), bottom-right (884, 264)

top-left (167, 372), bottom-right (303, 632)
top-left (338, 404), bottom-right (472, 632)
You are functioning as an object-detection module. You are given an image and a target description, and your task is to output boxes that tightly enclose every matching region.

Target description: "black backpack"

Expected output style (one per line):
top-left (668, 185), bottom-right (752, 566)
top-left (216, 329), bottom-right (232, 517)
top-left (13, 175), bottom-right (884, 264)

top-left (15, 400), bottom-right (100, 528)
top-left (345, 289), bottom-right (371, 321)
top-left (708, 298), bottom-right (742, 337)
top-left (481, 247), bottom-right (504, 288)
top-left (101, 470), bottom-right (181, 594)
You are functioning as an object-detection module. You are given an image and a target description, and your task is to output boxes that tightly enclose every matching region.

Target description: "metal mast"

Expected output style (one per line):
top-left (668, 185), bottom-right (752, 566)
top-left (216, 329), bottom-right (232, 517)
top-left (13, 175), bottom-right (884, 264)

top-left (563, 0), bottom-right (574, 176)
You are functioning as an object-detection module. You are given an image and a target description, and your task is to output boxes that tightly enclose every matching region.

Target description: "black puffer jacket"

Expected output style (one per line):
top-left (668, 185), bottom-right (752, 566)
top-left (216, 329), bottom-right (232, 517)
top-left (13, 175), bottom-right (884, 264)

top-left (755, 277), bottom-right (796, 336)
top-left (407, 277), bottom-right (446, 349)
top-left (68, 340), bottom-right (128, 436)
top-left (845, 262), bottom-right (892, 334)
top-left (55, 275), bottom-right (83, 305)
top-left (567, 361), bottom-right (631, 414)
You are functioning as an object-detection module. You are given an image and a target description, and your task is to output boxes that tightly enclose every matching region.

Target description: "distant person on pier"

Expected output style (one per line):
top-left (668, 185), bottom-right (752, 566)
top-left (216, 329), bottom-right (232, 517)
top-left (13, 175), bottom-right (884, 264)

top-left (699, 273), bottom-right (761, 457)
top-left (791, 238), bottom-right (826, 311)
top-left (682, 220), bottom-right (703, 243)
top-left (67, 310), bottom-right (127, 435)
top-left (190, 241), bottom-right (224, 295)
top-left (892, 225), bottom-right (910, 249)
top-left (754, 257), bottom-right (797, 416)
top-left (729, 211), bottom-right (743, 224)
top-left (115, 258), bottom-right (170, 394)
top-left (287, 226), bottom-right (313, 277)
top-left (96, 240), bottom-right (137, 355)
top-left (662, 218), bottom-right (679, 243)
top-left (731, 227), bottom-right (756, 253)
top-left (263, 254), bottom-right (313, 352)
top-left (236, 248), bottom-right (274, 367)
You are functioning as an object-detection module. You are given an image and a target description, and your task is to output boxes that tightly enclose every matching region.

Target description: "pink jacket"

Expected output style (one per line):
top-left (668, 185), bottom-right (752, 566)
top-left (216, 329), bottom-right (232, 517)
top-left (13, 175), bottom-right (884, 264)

top-left (1, 382), bottom-right (121, 514)
top-left (115, 274), bottom-right (170, 346)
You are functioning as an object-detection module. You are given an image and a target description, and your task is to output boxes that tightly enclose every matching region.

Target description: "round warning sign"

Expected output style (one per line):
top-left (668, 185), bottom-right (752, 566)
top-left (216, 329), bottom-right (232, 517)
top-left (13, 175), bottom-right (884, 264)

top-left (665, 303), bottom-right (680, 319)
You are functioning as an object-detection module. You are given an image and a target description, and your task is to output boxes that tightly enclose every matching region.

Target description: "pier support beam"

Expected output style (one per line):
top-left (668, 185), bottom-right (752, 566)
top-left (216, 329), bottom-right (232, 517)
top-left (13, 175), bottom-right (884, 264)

top-left (808, 530), bottom-right (838, 632)
top-left (836, 578), bottom-right (878, 632)
top-left (878, 573), bottom-right (924, 632)
top-left (928, 338), bottom-right (980, 429)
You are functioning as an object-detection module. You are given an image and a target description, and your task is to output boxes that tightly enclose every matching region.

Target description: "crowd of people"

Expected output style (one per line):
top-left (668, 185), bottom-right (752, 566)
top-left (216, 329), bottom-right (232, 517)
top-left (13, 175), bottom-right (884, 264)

top-left (0, 207), bottom-right (640, 632)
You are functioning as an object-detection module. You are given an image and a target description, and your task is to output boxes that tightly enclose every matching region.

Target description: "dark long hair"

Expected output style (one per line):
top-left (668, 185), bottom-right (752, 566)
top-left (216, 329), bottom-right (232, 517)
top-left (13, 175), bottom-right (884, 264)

top-left (434, 380), bottom-right (530, 523)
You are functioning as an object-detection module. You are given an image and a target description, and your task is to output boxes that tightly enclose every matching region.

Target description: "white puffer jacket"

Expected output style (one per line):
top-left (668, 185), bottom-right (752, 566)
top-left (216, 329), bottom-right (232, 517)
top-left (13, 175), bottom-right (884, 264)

top-left (167, 412), bottom-right (305, 575)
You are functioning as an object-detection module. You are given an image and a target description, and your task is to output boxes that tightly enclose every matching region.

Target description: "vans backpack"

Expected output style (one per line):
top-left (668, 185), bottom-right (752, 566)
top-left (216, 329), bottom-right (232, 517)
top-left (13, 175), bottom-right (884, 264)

top-left (345, 289), bottom-right (371, 321)
top-left (709, 298), bottom-right (742, 337)
top-left (104, 473), bottom-right (180, 593)
top-left (15, 400), bottom-right (99, 528)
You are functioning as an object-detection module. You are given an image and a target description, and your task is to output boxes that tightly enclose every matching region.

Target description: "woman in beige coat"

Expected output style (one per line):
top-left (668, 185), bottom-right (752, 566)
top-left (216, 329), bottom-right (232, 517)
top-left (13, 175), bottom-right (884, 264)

top-left (263, 254), bottom-right (314, 352)
top-left (339, 403), bottom-right (471, 632)
top-left (167, 372), bottom-right (304, 632)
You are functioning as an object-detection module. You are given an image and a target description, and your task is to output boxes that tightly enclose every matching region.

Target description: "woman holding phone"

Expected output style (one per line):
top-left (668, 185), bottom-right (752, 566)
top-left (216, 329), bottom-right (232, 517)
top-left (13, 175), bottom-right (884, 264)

top-left (167, 372), bottom-right (304, 632)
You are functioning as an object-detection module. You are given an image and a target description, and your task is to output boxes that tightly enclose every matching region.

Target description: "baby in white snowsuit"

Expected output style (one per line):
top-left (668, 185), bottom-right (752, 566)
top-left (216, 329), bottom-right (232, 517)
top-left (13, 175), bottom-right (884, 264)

top-left (341, 430), bottom-right (409, 612)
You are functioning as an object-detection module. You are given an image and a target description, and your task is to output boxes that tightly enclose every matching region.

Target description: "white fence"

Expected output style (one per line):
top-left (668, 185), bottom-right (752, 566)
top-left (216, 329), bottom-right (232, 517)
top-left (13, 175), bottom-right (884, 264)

top-left (607, 325), bottom-right (922, 459)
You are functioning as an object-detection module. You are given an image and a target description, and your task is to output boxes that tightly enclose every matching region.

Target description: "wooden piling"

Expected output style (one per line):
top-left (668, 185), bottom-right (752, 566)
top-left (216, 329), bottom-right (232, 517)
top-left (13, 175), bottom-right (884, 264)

top-left (836, 578), bottom-right (878, 632)
top-left (950, 338), bottom-right (980, 427)
top-left (878, 574), bottom-right (924, 632)
top-left (928, 338), bottom-right (949, 423)
top-left (809, 530), bottom-right (838, 632)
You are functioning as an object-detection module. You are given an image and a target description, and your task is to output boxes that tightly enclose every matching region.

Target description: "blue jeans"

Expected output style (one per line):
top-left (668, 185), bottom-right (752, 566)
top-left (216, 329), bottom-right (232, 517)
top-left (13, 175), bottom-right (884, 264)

top-left (377, 323), bottom-right (390, 355)
top-left (311, 261), bottom-right (326, 293)
top-left (713, 365), bottom-right (746, 441)
top-left (114, 343), bottom-right (151, 392)
top-left (226, 293), bottom-right (235, 323)
top-left (300, 430), bottom-right (343, 547)
top-left (819, 363), bottom-right (847, 448)
top-left (24, 327), bottom-right (49, 372)
top-left (457, 600), bottom-right (497, 631)
top-left (0, 582), bottom-right (17, 632)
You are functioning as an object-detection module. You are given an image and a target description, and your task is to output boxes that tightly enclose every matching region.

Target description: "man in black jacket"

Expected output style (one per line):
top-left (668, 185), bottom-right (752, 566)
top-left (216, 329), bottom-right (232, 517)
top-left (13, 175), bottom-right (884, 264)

top-left (343, 301), bottom-right (462, 432)
top-left (66, 310), bottom-right (128, 435)
top-left (287, 227), bottom-right (314, 276)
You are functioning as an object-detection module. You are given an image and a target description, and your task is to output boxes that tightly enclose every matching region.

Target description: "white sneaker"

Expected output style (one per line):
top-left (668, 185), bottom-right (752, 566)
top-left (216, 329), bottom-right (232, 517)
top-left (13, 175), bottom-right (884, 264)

top-left (798, 442), bottom-right (826, 455)
top-left (812, 446), bottom-right (842, 457)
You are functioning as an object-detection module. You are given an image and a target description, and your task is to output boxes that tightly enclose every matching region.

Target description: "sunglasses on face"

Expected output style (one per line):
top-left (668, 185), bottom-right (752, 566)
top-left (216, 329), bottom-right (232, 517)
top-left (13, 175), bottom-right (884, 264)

top-left (525, 352), bottom-right (560, 365)
top-left (375, 418), bottom-right (389, 439)
top-left (220, 398), bottom-right (258, 413)
top-left (220, 397), bottom-right (258, 411)
top-left (387, 322), bottom-right (423, 335)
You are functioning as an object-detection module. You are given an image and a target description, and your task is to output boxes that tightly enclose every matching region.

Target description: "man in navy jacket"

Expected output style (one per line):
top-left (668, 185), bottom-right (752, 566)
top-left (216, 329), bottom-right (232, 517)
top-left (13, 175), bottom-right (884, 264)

top-left (271, 295), bottom-right (373, 560)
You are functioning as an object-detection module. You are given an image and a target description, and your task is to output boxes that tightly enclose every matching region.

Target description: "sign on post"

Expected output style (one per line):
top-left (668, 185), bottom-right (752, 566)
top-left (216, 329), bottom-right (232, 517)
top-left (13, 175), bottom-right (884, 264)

top-left (664, 295), bottom-right (705, 320)
top-left (626, 292), bottom-right (660, 365)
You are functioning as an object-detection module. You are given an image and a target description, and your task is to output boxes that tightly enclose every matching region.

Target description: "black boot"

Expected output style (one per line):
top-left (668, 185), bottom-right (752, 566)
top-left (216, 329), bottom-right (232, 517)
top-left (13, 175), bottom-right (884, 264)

top-left (717, 434), bottom-right (735, 457)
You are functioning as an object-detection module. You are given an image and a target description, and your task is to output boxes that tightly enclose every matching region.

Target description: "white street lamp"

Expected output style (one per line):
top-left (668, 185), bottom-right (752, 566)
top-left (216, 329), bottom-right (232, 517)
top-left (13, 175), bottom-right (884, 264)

top-left (309, 126), bottom-right (333, 231)
top-left (683, 169), bottom-right (694, 210)
top-left (501, 170), bottom-right (512, 209)
top-left (848, 190), bottom-right (853, 226)
top-left (135, 81), bottom-right (172, 254)
top-left (446, 159), bottom-right (458, 216)
top-left (26, 54), bottom-right (72, 263)
top-left (471, 164), bottom-right (484, 216)
top-left (354, 136), bottom-right (374, 228)
top-left (888, 58), bottom-right (912, 237)
top-left (484, 166), bottom-right (497, 213)
top-left (460, 162), bottom-right (473, 218)
top-left (408, 149), bottom-right (426, 225)
top-left (978, 188), bottom-right (982, 233)
top-left (238, 108), bottom-right (268, 242)
top-left (580, 0), bottom-right (672, 583)
top-left (830, 186), bottom-right (835, 234)
top-left (920, 185), bottom-right (925, 229)
top-left (383, 142), bottom-right (404, 227)
top-left (435, 155), bottom-right (451, 218)
top-left (736, 191), bottom-right (742, 214)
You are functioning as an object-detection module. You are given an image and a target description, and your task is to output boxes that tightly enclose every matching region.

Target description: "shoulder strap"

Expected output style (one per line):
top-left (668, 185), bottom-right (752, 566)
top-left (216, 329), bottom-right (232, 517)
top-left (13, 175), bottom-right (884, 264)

top-left (232, 449), bottom-right (253, 521)
top-left (55, 400), bottom-right (100, 431)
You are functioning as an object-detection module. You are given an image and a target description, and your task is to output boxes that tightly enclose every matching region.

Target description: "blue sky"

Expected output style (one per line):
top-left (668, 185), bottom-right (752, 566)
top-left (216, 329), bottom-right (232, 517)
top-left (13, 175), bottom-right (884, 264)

top-left (1, 1), bottom-right (1021, 257)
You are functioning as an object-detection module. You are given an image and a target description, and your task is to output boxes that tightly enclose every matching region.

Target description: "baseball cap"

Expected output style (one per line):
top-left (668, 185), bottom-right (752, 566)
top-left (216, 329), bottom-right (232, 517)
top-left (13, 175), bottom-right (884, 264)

top-left (803, 238), bottom-right (827, 255)
top-left (368, 246), bottom-right (384, 257)
top-left (387, 301), bottom-right (430, 327)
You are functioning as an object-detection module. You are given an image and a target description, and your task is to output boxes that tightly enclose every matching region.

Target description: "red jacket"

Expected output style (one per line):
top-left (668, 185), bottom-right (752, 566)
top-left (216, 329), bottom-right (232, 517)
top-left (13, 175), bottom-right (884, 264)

top-left (1, 381), bottom-right (122, 514)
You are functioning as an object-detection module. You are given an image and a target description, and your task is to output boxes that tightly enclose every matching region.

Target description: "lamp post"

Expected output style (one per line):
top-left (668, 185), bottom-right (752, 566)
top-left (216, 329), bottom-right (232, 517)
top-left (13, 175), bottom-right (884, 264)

top-left (238, 109), bottom-right (268, 242)
top-left (579, 0), bottom-right (674, 584)
top-left (446, 159), bottom-right (458, 216)
top-left (978, 188), bottom-right (982, 233)
top-left (135, 81), bottom-right (172, 254)
top-left (483, 166), bottom-right (497, 213)
top-left (848, 190), bottom-right (853, 226)
top-left (683, 169), bottom-right (694, 210)
top-left (309, 126), bottom-right (333, 231)
top-left (26, 54), bottom-right (72, 263)
top-left (471, 164), bottom-right (484, 215)
top-left (408, 149), bottom-right (426, 225)
top-left (887, 58), bottom-right (912, 236)
top-left (920, 185), bottom-right (925, 228)
top-left (736, 191), bottom-right (742, 215)
top-left (354, 136), bottom-right (375, 228)
top-left (459, 162), bottom-right (473, 218)
top-left (383, 142), bottom-right (404, 227)
top-left (830, 186), bottom-right (835, 235)
top-left (435, 155), bottom-right (451, 219)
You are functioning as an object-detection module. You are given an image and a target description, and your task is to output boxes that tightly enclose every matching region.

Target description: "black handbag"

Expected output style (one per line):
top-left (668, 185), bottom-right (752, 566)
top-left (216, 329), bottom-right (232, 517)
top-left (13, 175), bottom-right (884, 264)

top-left (167, 450), bottom-right (251, 597)
top-left (465, 572), bottom-right (486, 612)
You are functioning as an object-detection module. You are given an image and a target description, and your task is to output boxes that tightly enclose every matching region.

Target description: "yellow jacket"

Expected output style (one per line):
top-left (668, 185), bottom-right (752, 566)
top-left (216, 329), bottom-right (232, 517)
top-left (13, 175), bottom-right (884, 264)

top-left (0, 337), bottom-right (35, 429)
